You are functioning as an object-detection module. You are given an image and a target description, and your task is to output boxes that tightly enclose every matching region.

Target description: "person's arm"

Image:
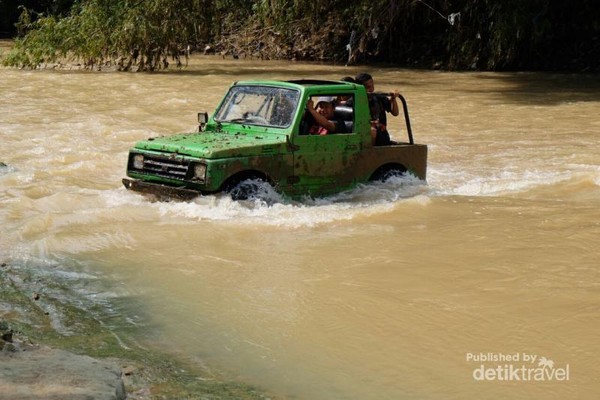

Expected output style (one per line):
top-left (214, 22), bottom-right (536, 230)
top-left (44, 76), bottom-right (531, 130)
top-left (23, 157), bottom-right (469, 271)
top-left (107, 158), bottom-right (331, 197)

top-left (370, 121), bottom-right (378, 145)
top-left (390, 90), bottom-right (400, 117)
top-left (307, 99), bottom-right (335, 133)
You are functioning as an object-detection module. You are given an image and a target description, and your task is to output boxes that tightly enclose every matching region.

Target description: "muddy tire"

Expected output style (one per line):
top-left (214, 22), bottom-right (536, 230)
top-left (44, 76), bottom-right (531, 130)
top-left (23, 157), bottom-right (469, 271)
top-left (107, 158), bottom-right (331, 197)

top-left (370, 166), bottom-right (407, 182)
top-left (224, 177), bottom-right (267, 201)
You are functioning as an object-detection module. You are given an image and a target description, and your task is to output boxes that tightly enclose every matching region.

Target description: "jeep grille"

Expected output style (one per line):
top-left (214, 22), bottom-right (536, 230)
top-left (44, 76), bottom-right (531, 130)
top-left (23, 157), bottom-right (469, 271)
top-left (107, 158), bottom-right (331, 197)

top-left (130, 154), bottom-right (190, 181)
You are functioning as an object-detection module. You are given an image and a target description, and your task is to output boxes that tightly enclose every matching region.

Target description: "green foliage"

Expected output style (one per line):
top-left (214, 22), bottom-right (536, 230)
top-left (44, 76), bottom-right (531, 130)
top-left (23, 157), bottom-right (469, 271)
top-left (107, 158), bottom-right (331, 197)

top-left (3, 0), bottom-right (215, 70)
top-left (1, 0), bottom-right (598, 71)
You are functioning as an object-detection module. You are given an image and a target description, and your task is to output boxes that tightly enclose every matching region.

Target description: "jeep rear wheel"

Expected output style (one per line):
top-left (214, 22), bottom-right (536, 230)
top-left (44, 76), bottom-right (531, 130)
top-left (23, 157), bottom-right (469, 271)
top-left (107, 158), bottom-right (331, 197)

top-left (370, 165), bottom-right (407, 182)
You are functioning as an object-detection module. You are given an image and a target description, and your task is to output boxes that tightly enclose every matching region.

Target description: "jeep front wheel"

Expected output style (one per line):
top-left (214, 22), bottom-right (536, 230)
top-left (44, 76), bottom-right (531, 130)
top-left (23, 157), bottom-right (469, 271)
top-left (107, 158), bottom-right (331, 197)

top-left (223, 173), bottom-right (271, 201)
top-left (227, 179), bottom-right (263, 200)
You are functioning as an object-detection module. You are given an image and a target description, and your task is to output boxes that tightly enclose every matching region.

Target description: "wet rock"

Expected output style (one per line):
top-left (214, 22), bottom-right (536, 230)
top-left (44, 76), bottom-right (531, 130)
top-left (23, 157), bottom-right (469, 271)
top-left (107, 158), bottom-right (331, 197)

top-left (0, 346), bottom-right (126, 400)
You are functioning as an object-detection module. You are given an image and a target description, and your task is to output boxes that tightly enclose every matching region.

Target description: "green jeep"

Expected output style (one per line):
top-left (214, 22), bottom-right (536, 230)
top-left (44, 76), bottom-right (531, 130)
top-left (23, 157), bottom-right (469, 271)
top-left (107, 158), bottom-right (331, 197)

top-left (122, 79), bottom-right (427, 200)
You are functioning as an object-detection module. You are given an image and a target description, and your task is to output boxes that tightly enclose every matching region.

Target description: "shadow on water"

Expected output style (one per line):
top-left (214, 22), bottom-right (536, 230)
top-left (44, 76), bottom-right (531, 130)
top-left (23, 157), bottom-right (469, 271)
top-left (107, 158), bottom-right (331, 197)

top-left (473, 72), bottom-right (600, 105)
top-left (156, 61), bottom-right (600, 106)
top-left (13, 52), bottom-right (599, 106)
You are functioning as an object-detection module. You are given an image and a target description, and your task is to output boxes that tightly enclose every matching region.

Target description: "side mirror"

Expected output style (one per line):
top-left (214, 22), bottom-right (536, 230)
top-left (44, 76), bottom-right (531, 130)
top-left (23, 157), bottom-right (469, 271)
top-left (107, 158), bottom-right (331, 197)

top-left (197, 112), bottom-right (208, 132)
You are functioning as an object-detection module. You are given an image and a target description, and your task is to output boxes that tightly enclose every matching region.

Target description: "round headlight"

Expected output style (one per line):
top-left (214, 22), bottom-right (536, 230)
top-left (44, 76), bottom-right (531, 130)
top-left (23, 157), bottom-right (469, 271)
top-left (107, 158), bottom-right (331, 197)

top-left (132, 154), bottom-right (144, 169)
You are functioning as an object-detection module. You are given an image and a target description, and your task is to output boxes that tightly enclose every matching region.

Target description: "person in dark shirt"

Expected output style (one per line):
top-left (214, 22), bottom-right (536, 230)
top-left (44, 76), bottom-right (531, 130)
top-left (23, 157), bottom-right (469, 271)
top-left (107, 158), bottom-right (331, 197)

top-left (354, 72), bottom-right (400, 145)
top-left (306, 97), bottom-right (348, 135)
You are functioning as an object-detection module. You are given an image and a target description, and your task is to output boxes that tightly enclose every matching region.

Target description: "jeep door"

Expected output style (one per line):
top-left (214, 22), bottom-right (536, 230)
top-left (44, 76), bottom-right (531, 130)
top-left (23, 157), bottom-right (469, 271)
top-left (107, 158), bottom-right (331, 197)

top-left (291, 132), bottom-right (361, 196)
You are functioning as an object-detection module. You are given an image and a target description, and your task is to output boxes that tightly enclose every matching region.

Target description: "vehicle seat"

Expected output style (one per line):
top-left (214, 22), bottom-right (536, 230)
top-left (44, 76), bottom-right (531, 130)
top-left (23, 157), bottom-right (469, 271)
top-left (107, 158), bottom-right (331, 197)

top-left (334, 105), bottom-right (354, 133)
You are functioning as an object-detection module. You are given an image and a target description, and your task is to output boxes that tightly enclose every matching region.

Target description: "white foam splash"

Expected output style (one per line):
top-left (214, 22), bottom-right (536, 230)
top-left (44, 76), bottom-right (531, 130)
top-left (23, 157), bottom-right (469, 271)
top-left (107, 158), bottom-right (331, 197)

top-left (115, 175), bottom-right (432, 228)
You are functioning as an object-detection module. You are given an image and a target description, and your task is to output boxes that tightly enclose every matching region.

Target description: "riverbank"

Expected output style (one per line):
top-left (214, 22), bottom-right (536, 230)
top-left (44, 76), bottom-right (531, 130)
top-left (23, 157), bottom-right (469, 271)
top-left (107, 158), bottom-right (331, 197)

top-left (0, 261), bottom-right (276, 399)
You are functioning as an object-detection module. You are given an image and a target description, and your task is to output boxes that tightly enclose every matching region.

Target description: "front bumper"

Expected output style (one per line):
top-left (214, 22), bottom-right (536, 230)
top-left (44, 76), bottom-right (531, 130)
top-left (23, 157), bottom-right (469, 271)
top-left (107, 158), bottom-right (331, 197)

top-left (122, 178), bottom-right (202, 201)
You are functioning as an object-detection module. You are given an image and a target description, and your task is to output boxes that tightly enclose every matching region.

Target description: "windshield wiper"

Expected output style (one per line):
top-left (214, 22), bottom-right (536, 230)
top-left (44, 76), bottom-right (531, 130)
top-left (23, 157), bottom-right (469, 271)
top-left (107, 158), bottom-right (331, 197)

top-left (222, 118), bottom-right (252, 124)
top-left (221, 114), bottom-right (269, 125)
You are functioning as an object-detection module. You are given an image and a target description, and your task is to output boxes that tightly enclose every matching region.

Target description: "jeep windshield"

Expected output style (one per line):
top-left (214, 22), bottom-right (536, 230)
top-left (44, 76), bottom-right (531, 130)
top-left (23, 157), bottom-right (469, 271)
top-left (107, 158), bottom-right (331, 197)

top-left (214, 85), bottom-right (300, 128)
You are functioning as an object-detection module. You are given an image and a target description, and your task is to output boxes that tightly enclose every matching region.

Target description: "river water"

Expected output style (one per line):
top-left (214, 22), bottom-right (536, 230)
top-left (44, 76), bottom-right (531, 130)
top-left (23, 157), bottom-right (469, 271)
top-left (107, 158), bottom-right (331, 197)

top-left (1, 55), bottom-right (600, 399)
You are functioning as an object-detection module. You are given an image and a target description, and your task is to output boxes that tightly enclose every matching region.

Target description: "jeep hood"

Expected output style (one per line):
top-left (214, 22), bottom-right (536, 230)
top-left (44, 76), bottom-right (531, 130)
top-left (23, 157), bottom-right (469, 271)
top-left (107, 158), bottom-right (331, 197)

top-left (133, 131), bottom-right (289, 159)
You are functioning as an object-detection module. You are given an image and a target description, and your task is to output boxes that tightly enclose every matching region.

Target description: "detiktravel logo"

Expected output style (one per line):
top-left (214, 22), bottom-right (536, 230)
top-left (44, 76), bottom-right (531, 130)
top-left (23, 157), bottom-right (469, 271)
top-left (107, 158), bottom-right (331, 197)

top-left (466, 352), bottom-right (570, 382)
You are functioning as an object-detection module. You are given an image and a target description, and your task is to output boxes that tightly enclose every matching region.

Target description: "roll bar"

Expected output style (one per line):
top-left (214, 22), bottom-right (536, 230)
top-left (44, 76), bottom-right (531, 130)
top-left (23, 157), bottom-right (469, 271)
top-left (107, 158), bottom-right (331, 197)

top-left (372, 92), bottom-right (414, 145)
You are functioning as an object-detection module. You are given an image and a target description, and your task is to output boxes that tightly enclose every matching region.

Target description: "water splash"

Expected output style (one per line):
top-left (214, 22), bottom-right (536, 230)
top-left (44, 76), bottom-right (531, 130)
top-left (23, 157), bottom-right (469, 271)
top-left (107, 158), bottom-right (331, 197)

top-left (427, 166), bottom-right (588, 197)
top-left (128, 174), bottom-right (432, 228)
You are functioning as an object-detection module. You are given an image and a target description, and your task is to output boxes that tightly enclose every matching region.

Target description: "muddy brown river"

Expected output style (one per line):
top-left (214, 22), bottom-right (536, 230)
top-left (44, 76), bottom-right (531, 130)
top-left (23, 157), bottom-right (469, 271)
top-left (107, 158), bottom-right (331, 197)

top-left (1, 55), bottom-right (599, 399)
